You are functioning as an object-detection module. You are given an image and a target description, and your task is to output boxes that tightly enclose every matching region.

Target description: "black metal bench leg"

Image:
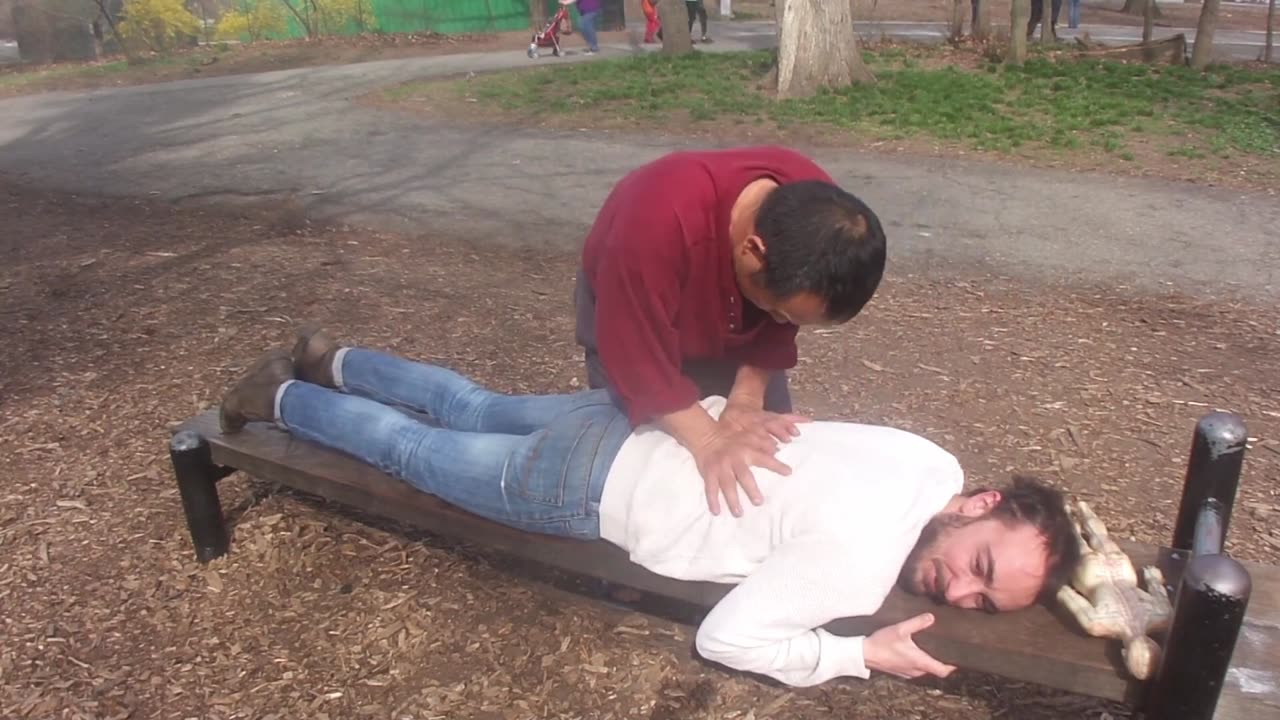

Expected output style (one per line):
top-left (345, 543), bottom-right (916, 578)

top-left (1145, 555), bottom-right (1252, 720)
top-left (171, 430), bottom-right (231, 562)
top-left (1171, 411), bottom-right (1247, 552)
top-left (1146, 411), bottom-right (1252, 719)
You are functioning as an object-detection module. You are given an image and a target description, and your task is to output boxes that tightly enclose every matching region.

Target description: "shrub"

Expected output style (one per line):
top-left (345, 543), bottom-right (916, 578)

top-left (117, 0), bottom-right (201, 51)
top-left (216, 0), bottom-right (289, 41)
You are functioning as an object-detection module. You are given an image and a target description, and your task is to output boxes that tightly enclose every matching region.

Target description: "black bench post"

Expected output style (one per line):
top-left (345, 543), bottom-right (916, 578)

top-left (171, 430), bottom-right (231, 562)
top-left (1145, 411), bottom-right (1252, 720)
top-left (1145, 554), bottom-right (1252, 720)
top-left (1171, 412), bottom-right (1247, 552)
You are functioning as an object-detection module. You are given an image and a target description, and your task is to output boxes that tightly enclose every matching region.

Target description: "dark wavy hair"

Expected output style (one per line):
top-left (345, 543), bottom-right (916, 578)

top-left (966, 475), bottom-right (1081, 596)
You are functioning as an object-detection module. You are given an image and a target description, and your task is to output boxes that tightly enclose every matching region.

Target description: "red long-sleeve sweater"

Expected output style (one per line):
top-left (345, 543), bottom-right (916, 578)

top-left (581, 146), bottom-right (834, 425)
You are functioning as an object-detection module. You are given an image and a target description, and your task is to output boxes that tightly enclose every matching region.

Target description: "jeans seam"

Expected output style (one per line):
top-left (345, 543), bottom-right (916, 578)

top-left (517, 424), bottom-right (585, 508)
top-left (554, 424), bottom-right (590, 512)
top-left (570, 422), bottom-right (606, 523)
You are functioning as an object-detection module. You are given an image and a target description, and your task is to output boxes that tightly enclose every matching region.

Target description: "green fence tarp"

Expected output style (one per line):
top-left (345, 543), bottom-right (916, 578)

top-left (374, 0), bottom-right (529, 34)
top-left (227, 0), bottom-right (623, 40)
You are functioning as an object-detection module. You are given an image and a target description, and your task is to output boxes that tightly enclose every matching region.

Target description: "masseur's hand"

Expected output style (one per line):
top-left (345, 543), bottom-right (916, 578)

top-left (864, 613), bottom-right (957, 680)
top-left (693, 425), bottom-right (792, 518)
top-left (719, 402), bottom-right (810, 444)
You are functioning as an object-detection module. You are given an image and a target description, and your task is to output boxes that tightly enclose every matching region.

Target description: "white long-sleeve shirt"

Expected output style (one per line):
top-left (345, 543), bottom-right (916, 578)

top-left (598, 397), bottom-right (963, 687)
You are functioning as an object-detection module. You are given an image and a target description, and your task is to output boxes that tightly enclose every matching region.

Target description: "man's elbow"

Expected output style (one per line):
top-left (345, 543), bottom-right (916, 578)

top-left (693, 623), bottom-right (739, 668)
top-left (695, 625), bottom-right (830, 689)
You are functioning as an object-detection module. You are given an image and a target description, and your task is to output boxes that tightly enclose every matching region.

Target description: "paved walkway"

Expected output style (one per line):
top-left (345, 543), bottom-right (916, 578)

top-left (0, 27), bottom-right (1276, 300)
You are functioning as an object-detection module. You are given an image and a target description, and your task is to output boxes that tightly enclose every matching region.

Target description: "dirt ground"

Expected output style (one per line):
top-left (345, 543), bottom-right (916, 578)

top-left (1, 179), bottom-right (1278, 720)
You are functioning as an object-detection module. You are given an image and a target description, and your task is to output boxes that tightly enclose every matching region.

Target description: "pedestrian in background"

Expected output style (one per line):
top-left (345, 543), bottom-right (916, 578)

top-left (642, 0), bottom-right (661, 43)
top-left (687, 0), bottom-right (711, 43)
top-left (575, 0), bottom-right (602, 53)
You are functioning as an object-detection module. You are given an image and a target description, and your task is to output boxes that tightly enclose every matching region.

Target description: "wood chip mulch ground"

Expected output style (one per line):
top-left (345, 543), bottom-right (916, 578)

top-left (1, 179), bottom-right (1277, 720)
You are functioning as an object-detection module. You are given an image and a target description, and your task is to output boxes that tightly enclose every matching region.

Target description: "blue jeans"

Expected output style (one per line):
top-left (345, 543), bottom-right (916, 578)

top-left (579, 10), bottom-right (600, 51)
top-left (276, 348), bottom-right (631, 539)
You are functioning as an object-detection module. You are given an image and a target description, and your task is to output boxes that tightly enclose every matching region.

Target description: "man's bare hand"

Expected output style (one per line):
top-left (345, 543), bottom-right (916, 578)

top-left (692, 426), bottom-right (792, 518)
top-left (719, 402), bottom-right (810, 444)
top-left (863, 613), bottom-right (957, 680)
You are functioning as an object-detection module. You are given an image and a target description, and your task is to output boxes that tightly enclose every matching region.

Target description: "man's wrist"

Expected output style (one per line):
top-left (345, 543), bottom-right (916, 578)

top-left (861, 635), bottom-right (881, 673)
top-left (657, 402), bottom-right (721, 452)
top-left (728, 364), bottom-right (771, 409)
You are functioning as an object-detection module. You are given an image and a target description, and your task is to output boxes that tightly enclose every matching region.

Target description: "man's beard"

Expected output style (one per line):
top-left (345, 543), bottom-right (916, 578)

top-left (898, 512), bottom-right (978, 602)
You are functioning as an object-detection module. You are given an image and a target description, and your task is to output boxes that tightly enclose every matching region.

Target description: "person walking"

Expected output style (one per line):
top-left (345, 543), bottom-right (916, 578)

top-left (687, 0), bottom-right (711, 43)
top-left (575, 0), bottom-right (602, 53)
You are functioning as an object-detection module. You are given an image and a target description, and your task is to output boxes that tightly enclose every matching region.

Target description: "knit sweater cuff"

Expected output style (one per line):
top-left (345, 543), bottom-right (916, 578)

top-left (815, 630), bottom-right (870, 681)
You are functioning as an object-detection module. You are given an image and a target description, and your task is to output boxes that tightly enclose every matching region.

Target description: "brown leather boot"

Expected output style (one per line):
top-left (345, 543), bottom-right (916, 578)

top-left (291, 324), bottom-right (342, 388)
top-left (219, 349), bottom-right (295, 433)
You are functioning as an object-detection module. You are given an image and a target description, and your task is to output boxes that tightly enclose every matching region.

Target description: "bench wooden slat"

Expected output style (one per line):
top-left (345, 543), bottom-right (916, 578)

top-left (175, 410), bottom-right (1279, 718)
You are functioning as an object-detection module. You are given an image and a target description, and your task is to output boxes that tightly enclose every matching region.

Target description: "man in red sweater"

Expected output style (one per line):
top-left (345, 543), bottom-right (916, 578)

top-left (574, 146), bottom-right (887, 518)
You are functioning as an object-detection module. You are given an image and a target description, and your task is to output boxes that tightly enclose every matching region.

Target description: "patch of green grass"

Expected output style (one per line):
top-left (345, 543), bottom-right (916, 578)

top-left (397, 49), bottom-right (1279, 164)
top-left (1169, 144), bottom-right (1207, 159)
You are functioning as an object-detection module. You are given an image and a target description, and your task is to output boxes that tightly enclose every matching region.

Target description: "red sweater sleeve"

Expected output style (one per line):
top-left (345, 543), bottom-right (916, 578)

top-left (735, 321), bottom-right (799, 371)
top-left (592, 218), bottom-right (702, 426)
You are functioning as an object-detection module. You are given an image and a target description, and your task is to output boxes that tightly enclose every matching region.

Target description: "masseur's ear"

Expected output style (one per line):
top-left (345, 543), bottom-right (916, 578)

top-left (743, 234), bottom-right (768, 265)
top-left (957, 490), bottom-right (1002, 518)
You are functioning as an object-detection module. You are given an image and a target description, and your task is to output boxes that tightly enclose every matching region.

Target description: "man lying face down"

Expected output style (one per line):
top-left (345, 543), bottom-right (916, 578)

top-left (219, 327), bottom-right (1081, 686)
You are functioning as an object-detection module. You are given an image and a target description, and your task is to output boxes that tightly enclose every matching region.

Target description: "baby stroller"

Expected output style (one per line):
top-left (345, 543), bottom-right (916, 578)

top-left (528, 0), bottom-right (575, 59)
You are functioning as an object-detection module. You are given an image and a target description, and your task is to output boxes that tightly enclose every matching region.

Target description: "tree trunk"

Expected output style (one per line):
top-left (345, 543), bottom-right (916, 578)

top-left (1122, 0), bottom-right (1161, 19)
top-left (657, 0), bottom-right (692, 54)
top-left (1039, 0), bottom-right (1056, 42)
top-left (949, 0), bottom-right (965, 41)
top-left (1143, 0), bottom-right (1154, 42)
top-left (1266, 0), bottom-right (1275, 63)
top-left (90, 0), bottom-right (135, 61)
top-left (1190, 0), bottom-right (1219, 69)
top-left (278, 0), bottom-right (316, 38)
top-left (775, 0), bottom-right (874, 98)
top-left (973, 0), bottom-right (990, 40)
top-left (1007, 0), bottom-right (1028, 64)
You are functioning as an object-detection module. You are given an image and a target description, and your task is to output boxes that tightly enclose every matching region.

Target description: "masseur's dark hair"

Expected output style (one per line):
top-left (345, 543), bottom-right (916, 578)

top-left (753, 180), bottom-right (887, 323)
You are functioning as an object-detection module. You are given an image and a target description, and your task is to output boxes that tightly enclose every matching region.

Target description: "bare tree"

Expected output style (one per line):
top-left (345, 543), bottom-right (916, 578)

top-left (1007, 0), bottom-right (1028, 64)
top-left (948, 0), bottom-right (965, 42)
top-left (88, 0), bottom-right (137, 60)
top-left (657, 0), bottom-right (691, 54)
top-left (278, 0), bottom-right (317, 38)
top-left (1037, 0), bottom-right (1056, 42)
top-left (1266, 0), bottom-right (1275, 63)
top-left (1143, 0), bottom-right (1154, 43)
top-left (774, 0), bottom-right (873, 98)
top-left (1190, 0), bottom-right (1220, 69)
top-left (973, 0), bottom-right (990, 40)
top-left (1121, 0), bottom-right (1162, 18)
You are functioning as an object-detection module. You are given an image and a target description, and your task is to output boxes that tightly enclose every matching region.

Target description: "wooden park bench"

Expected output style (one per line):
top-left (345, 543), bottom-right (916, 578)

top-left (168, 409), bottom-right (1279, 720)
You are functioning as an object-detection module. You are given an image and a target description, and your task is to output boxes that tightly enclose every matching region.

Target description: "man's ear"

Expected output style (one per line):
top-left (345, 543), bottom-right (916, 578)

top-left (957, 490), bottom-right (1002, 518)
top-left (744, 233), bottom-right (767, 262)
